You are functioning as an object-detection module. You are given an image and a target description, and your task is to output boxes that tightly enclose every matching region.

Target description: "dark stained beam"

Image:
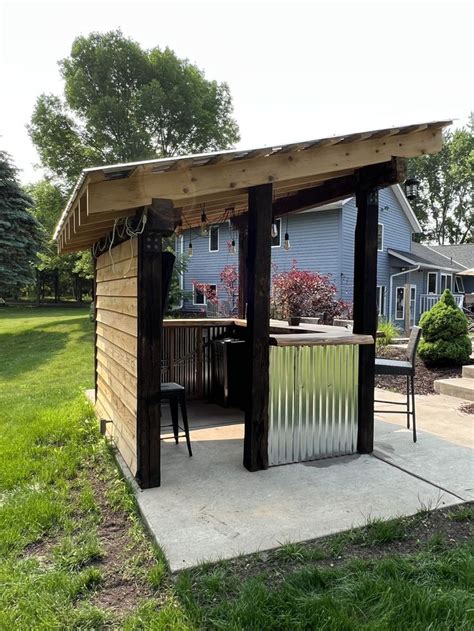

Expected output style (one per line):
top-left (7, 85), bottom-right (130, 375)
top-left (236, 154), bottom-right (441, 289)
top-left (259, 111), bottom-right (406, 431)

top-left (136, 201), bottom-right (170, 488)
top-left (244, 183), bottom-right (273, 471)
top-left (353, 189), bottom-right (379, 454)
top-left (272, 157), bottom-right (406, 217)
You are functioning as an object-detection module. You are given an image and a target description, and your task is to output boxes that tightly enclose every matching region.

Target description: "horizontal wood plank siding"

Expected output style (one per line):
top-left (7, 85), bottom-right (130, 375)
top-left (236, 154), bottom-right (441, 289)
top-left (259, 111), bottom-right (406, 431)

top-left (95, 239), bottom-right (138, 474)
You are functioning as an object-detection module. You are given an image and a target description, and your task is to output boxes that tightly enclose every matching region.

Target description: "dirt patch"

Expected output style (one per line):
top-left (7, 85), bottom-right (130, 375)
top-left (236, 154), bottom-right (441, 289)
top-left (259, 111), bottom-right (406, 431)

top-left (459, 402), bottom-right (474, 415)
top-left (375, 346), bottom-right (472, 395)
top-left (85, 472), bottom-right (157, 615)
top-left (183, 503), bottom-right (473, 588)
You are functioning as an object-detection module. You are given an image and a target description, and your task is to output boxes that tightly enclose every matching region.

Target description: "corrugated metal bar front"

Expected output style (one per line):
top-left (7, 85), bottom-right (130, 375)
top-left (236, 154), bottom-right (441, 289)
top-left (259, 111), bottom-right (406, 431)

top-left (268, 344), bottom-right (358, 465)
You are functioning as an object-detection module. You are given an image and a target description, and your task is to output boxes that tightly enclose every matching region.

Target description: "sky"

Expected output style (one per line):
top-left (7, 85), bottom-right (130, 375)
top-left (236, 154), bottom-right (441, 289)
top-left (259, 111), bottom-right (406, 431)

top-left (0, 0), bottom-right (472, 184)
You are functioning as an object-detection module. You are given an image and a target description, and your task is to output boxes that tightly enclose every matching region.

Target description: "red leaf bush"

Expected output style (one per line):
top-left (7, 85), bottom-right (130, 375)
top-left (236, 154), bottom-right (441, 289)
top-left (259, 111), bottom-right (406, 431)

top-left (271, 261), bottom-right (351, 323)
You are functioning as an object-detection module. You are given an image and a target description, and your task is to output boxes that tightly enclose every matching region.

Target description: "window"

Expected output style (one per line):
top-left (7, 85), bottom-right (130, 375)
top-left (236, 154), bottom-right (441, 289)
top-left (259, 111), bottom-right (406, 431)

top-left (193, 283), bottom-right (217, 306)
top-left (271, 218), bottom-right (281, 248)
top-left (376, 286), bottom-right (386, 317)
top-left (427, 272), bottom-right (437, 294)
top-left (395, 286), bottom-right (405, 320)
top-left (209, 226), bottom-right (219, 252)
top-left (440, 273), bottom-right (452, 292)
top-left (455, 276), bottom-right (465, 293)
top-left (395, 286), bottom-right (416, 321)
top-left (377, 223), bottom-right (384, 251)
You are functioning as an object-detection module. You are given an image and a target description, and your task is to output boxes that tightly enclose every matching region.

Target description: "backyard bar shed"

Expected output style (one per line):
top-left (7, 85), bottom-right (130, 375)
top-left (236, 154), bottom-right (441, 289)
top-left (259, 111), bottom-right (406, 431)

top-left (54, 121), bottom-right (450, 488)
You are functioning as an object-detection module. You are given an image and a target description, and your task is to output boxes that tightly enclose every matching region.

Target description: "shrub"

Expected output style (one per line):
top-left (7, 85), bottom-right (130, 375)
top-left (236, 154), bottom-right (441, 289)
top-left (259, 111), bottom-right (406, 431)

top-left (377, 319), bottom-right (400, 348)
top-left (271, 261), bottom-right (350, 323)
top-left (418, 289), bottom-right (471, 365)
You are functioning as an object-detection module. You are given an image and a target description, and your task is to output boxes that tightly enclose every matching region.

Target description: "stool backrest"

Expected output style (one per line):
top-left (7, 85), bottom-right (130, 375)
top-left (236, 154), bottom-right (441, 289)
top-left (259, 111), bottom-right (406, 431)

top-left (406, 325), bottom-right (422, 366)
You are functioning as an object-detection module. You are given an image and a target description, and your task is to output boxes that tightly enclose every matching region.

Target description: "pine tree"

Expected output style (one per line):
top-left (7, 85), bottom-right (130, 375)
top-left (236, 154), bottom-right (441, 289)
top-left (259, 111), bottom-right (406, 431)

top-left (0, 152), bottom-right (42, 298)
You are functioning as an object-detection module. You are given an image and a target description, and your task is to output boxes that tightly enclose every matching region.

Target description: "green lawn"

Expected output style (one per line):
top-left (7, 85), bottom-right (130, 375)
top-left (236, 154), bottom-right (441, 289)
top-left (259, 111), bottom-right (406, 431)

top-left (0, 307), bottom-right (472, 629)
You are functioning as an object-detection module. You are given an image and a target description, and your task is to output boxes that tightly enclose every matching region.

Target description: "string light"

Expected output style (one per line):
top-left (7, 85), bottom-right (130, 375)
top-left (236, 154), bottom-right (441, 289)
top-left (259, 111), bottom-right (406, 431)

top-left (229, 239), bottom-right (236, 255)
top-left (284, 213), bottom-right (290, 250)
top-left (188, 241), bottom-right (193, 257)
top-left (200, 205), bottom-right (209, 236)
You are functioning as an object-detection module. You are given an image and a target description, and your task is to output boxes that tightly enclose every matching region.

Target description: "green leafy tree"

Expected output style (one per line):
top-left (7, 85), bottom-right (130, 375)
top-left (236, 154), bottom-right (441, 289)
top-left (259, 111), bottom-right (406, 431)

top-left (27, 180), bottom-right (93, 301)
top-left (29, 30), bottom-right (240, 187)
top-left (0, 152), bottom-right (42, 298)
top-left (408, 123), bottom-right (473, 244)
top-left (418, 289), bottom-right (471, 365)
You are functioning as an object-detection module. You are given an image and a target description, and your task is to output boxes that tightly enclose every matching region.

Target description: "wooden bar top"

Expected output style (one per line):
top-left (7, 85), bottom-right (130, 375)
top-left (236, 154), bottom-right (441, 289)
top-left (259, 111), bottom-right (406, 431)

top-left (164, 317), bottom-right (374, 347)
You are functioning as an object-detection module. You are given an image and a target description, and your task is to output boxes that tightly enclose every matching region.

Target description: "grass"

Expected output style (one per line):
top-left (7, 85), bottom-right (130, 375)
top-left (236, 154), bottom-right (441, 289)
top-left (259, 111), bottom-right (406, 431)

top-left (0, 306), bottom-right (472, 629)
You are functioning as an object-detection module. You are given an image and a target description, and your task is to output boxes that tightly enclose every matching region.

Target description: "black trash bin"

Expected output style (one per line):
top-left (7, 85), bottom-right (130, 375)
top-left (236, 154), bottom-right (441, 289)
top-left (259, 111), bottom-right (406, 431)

top-left (212, 338), bottom-right (248, 408)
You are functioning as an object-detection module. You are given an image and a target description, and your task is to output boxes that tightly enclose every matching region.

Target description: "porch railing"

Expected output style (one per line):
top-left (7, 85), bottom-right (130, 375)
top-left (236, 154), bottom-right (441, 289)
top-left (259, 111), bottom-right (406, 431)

top-left (161, 319), bottom-right (236, 399)
top-left (420, 293), bottom-right (464, 315)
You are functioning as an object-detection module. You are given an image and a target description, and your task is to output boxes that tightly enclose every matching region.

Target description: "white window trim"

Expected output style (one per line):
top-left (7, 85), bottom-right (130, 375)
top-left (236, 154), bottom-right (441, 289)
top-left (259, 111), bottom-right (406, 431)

top-left (454, 276), bottom-right (465, 293)
top-left (427, 271), bottom-right (437, 294)
top-left (272, 218), bottom-right (282, 248)
top-left (440, 272), bottom-right (452, 292)
top-left (376, 285), bottom-right (386, 317)
top-left (209, 226), bottom-right (219, 252)
top-left (395, 286), bottom-right (405, 320)
top-left (377, 223), bottom-right (384, 252)
top-left (193, 283), bottom-right (217, 306)
top-left (410, 285), bottom-right (416, 322)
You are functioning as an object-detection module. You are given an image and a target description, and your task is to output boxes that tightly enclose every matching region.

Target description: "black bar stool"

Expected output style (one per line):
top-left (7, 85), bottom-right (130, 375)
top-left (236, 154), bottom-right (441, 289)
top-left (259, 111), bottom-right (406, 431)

top-left (160, 382), bottom-right (192, 456)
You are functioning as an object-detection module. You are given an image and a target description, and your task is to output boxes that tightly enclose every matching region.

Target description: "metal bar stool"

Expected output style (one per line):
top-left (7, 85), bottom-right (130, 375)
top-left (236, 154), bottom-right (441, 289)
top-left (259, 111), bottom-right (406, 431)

top-left (160, 382), bottom-right (192, 456)
top-left (374, 325), bottom-right (422, 442)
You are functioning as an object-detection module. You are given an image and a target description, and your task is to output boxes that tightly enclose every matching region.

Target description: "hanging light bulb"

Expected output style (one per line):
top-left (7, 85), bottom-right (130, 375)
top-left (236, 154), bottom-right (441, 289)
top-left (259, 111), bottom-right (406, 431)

top-left (200, 210), bottom-right (209, 236)
top-left (188, 241), bottom-right (193, 257)
top-left (229, 239), bottom-right (236, 255)
top-left (271, 222), bottom-right (278, 238)
top-left (284, 232), bottom-right (290, 251)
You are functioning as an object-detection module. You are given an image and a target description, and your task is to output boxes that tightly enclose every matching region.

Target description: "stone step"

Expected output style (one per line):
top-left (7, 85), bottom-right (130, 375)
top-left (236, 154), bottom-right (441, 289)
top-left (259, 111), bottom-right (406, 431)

top-left (434, 377), bottom-right (474, 401)
top-left (462, 364), bottom-right (474, 379)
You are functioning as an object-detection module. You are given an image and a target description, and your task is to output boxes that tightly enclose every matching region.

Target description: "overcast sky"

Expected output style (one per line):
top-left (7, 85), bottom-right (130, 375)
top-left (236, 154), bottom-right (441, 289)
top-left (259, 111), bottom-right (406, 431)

top-left (0, 0), bottom-right (472, 184)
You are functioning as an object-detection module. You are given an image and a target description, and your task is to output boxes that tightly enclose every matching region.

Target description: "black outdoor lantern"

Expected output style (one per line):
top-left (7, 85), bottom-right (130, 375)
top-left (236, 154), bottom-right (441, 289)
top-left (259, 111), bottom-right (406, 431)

top-left (404, 177), bottom-right (420, 201)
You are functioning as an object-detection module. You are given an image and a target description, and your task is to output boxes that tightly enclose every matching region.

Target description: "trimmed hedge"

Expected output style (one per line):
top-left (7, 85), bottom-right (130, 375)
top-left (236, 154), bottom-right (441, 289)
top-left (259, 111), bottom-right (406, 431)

top-left (418, 289), bottom-right (471, 366)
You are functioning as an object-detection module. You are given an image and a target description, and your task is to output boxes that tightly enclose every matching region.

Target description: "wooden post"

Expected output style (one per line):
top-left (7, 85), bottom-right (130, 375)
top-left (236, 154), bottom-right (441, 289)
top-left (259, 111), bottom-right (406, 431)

top-left (136, 201), bottom-right (172, 488)
top-left (244, 183), bottom-right (273, 471)
top-left (404, 282), bottom-right (411, 336)
top-left (353, 188), bottom-right (379, 454)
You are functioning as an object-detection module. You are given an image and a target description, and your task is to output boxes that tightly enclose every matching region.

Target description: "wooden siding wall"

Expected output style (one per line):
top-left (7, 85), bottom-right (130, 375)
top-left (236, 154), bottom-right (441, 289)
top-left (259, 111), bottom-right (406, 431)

top-left (95, 239), bottom-right (138, 474)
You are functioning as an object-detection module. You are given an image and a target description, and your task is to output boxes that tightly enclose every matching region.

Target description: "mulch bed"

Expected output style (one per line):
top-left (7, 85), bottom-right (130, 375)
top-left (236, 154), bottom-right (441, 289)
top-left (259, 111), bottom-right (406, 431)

top-left (375, 346), bottom-right (471, 395)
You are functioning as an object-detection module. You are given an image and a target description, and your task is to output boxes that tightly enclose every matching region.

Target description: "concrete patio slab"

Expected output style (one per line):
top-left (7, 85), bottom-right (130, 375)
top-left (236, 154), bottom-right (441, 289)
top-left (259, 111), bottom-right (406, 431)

top-left (126, 401), bottom-right (467, 571)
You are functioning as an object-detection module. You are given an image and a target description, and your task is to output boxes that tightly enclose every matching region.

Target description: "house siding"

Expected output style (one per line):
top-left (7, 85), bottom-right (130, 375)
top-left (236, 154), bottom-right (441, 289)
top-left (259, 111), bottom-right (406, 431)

top-left (178, 185), bottom-right (468, 323)
top-left (341, 187), bottom-right (415, 320)
top-left (181, 210), bottom-right (342, 311)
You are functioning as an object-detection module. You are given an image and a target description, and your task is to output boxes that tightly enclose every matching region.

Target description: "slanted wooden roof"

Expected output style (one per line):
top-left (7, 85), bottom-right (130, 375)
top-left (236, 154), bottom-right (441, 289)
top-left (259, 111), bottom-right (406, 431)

top-left (54, 120), bottom-right (451, 253)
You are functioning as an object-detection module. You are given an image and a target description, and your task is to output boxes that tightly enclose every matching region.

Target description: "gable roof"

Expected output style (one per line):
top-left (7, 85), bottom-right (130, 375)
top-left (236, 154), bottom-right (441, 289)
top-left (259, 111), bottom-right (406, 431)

top-left (388, 242), bottom-right (463, 272)
top-left (428, 244), bottom-right (474, 270)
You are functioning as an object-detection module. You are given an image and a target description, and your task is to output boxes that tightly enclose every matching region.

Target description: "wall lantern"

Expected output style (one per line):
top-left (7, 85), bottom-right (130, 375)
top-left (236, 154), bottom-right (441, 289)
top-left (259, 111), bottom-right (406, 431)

top-left (404, 177), bottom-right (420, 201)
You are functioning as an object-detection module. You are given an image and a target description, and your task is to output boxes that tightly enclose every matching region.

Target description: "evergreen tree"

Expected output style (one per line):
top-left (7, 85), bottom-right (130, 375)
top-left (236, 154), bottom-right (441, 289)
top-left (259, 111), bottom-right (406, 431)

top-left (0, 152), bottom-right (42, 298)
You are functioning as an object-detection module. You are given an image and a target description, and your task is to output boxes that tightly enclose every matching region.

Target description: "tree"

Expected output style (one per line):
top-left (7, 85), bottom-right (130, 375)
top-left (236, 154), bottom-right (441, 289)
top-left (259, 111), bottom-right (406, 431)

top-left (29, 30), bottom-right (240, 187)
top-left (418, 289), bottom-right (471, 365)
top-left (0, 152), bottom-right (42, 298)
top-left (27, 180), bottom-right (93, 301)
top-left (408, 123), bottom-right (473, 244)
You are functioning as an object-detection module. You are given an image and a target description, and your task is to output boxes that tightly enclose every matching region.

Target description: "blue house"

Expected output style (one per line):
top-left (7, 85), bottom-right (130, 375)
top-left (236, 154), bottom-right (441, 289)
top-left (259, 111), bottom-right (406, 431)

top-left (179, 184), bottom-right (473, 324)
